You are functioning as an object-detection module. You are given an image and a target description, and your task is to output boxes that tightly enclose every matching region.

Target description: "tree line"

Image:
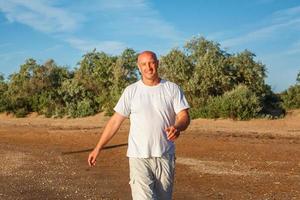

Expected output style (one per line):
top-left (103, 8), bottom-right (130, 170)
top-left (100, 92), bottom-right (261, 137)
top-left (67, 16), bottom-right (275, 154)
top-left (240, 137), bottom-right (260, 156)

top-left (0, 37), bottom-right (299, 119)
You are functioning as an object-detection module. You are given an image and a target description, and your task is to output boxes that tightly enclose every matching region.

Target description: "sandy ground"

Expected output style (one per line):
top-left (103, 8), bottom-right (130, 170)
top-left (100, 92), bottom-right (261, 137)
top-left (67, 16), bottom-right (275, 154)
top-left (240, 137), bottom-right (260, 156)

top-left (0, 111), bottom-right (300, 200)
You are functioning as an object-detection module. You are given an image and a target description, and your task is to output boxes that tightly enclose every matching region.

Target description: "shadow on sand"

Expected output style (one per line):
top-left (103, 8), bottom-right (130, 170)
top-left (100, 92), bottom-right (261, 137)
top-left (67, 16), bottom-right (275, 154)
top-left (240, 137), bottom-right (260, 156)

top-left (61, 143), bottom-right (128, 155)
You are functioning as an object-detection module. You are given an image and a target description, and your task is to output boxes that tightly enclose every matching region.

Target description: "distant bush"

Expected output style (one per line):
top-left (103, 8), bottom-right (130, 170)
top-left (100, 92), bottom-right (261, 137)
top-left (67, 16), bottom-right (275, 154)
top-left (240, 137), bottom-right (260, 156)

top-left (160, 36), bottom-right (283, 119)
top-left (34, 91), bottom-right (62, 118)
top-left (59, 79), bottom-right (97, 118)
top-left (14, 107), bottom-right (29, 118)
top-left (280, 71), bottom-right (300, 110)
top-left (1, 49), bottom-right (138, 118)
top-left (0, 37), bottom-right (291, 120)
top-left (7, 97), bottom-right (31, 118)
top-left (260, 86), bottom-right (285, 118)
top-left (66, 98), bottom-right (95, 118)
top-left (0, 74), bottom-right (8, 112)
top-left (0, 95), bottom-right (7, 112)
top-left (281, 85), bottom-right (300, 110)
top-left (190, 85), bottom-right (261, 120)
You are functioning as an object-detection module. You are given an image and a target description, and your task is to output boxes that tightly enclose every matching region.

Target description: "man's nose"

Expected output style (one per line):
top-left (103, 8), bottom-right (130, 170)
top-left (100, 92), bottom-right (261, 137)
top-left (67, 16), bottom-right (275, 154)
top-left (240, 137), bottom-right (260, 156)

top-left (145, 63), bottom-right (152, 69)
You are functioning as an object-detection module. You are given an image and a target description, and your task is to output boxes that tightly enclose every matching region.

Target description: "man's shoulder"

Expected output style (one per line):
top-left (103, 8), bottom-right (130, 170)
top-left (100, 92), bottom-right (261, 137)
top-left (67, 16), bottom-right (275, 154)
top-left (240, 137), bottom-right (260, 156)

top-left (122, 80), bottom-right (140, 94)
top-left (161, 79), bottom-right (180, 90)
top-left (124, 79), bottom-right (181, 92)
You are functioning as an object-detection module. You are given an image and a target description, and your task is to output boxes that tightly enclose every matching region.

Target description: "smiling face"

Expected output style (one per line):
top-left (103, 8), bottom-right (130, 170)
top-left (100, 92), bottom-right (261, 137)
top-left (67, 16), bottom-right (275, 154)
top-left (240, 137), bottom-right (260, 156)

top-left (137, 51), bottom-right (159, 83)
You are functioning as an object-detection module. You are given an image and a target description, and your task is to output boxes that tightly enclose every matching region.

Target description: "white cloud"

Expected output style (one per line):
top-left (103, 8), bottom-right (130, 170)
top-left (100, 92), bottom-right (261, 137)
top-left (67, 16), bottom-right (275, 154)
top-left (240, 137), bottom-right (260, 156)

top-left (98, 0), bottom-right (147, 10)
top-left (0, 0), bottom-right (82, 33)
top-left (0, 0), bottom-right (181, 40)
top-left (0, 50), bottom-right (25, 62)
top-left (85, 0), bottom-right (181, 41)
top-left (0, 0), bottom-right (181, 56)
top-left (220, 5), bottom-right (300, 48)
top-left (65, 37), bottom-right (127, 55)
top-left (222, 18), bottom-right (300, 48)
top-left (283, 40), bottom-right (300, 56)
top-left (213, 5), bottom-right (300, 92)
top-left (272, 6), bottom-right (300, 20)
top-left (43, 44), bottom-right (63, 52)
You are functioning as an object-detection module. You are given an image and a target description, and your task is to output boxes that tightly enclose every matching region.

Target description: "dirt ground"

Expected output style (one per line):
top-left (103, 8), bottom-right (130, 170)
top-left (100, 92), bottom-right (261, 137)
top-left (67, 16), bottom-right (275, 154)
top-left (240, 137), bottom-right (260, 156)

top-left (0, 110), bottom-right (299, 200)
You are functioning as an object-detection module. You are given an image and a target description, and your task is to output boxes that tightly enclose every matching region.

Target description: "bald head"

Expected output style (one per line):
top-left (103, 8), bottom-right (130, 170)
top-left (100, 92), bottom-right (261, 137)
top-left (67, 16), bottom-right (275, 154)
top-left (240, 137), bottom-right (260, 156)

top-left (137, 50), bottom-right (160, 84)
top-left (138, 51), bottom-right (158, 63)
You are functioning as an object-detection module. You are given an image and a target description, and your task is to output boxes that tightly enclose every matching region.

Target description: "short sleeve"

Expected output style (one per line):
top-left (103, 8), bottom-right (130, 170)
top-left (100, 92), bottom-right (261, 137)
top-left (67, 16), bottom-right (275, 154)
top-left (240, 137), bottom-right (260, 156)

top-left (173, 86), bottom-right (190, 114)
top-left (114, 87), bottom-right (131, 117)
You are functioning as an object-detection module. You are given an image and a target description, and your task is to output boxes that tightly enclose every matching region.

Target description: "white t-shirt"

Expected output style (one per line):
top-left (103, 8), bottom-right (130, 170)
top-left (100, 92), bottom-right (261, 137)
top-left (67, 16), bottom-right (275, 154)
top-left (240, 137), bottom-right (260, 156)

top-left (114, 79), bottom-right (190, 158)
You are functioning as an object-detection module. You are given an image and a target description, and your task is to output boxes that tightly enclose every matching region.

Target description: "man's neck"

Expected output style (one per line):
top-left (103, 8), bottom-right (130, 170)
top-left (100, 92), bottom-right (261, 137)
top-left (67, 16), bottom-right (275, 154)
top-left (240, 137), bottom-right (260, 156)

top-left (142, 77), bottom-right (161, 86)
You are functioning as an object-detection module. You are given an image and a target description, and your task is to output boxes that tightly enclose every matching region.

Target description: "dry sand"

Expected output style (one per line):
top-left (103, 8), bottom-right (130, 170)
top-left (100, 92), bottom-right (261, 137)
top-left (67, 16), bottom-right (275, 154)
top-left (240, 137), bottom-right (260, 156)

top-left (0, 110), bottom-right (299, 199)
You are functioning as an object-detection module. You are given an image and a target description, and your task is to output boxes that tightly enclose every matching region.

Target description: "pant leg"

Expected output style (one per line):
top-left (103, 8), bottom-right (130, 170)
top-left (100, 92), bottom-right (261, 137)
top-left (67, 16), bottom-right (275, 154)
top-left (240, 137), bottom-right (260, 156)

top-left (129, 157), bottom-right (156, 200)
top-left (154, 154), bottom-right (176, 200)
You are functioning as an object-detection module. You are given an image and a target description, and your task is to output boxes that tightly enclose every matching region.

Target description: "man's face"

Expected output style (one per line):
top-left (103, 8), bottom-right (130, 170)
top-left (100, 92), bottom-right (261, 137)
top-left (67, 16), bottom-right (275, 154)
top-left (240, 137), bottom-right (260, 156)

top-left (137, 53), bottom-right (159, 81)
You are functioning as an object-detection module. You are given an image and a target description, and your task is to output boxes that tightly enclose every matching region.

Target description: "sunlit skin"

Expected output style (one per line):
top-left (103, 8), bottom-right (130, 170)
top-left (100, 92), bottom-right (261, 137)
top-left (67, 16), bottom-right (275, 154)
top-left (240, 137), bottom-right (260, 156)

top-left (137, 51), bottom-right (160, 86)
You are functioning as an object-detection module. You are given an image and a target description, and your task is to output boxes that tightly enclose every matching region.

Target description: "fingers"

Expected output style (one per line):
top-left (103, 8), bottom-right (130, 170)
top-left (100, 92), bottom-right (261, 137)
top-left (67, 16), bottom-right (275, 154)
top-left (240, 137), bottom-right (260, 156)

top-left (88, 155), bottom-right (93, 167)
top-left (164, 126), bottom-right (175, 134)
top-left (170, 132), bottom-right (179, 141)
top-left (88, 152), bottom-right (97, 167)
top-left (168, 131), bottom-right (180, 141)
top-left (165, 126), bottom-right (180, 141)
top-left (165, 127), bottom-right (170, 132)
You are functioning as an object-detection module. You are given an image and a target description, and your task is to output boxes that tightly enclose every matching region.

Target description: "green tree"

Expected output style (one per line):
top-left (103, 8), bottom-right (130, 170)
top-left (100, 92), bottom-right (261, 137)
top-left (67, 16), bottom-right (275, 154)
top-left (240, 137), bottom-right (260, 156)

top-left (5, 58), bottom-right (39, 116)
top-left (230, 50), bottom-right (267, 95)
top-left (281, 72), bottom-right (300, 110)
top-left (159, 48), bottom-right (194, 94)
top-left (281, 85), bottom-right (300, 110)
top-left (162, 37), bottom-right (234, 107)
top-left (75, 50), bottom-right (116, 112)
top-left (159, 36), bottom-right (279, 119)
top-left (0, 73), bottom-right (8, 112)
top-left (58, 79), bottom-right (96, 117)
top-left (0, 36), bottom-right (286, 119)
top-left (31, 59), bottom-right (72, 116)
top-left (4, 59), bottom-right (72, 117)
top-left (105, 48), bottom-right (138, 115)
top-left (191, 85), bottom-right (261, 120)
top-left (185, 37), bottom-right (234, 109)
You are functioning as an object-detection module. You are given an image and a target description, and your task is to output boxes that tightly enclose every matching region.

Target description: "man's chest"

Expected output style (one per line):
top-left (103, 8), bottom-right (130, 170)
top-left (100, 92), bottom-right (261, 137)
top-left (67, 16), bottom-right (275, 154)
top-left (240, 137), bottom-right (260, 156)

top-left (130, 89), bottom-right (174, 114)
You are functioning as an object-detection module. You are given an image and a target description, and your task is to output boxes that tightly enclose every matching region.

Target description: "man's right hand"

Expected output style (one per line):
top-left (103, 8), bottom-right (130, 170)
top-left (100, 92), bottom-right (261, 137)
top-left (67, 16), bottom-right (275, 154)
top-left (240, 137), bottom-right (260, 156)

top-left (87, 113), bottom-right (127, 167)
top-left (88, 148), bottom-right (100, 167)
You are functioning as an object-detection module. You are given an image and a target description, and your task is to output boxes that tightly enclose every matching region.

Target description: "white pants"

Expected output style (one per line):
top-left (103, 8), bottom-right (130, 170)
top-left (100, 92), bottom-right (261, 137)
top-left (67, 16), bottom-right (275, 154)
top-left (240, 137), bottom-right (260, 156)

top-left (129, 154), bottom-right (175, 200)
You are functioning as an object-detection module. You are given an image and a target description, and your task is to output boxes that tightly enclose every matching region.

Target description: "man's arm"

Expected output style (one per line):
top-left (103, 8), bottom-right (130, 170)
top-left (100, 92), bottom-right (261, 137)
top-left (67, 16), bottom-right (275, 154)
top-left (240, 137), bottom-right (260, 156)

top-left (88, 112), bottom-right (126, 167)
top-left (165, 109), bottom-right (190, 142)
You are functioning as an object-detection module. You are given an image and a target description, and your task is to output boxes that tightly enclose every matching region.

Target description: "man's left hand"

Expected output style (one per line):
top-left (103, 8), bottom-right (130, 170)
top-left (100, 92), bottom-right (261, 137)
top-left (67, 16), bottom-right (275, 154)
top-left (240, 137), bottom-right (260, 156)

top-left (165, 126), bottom-right (180, 142)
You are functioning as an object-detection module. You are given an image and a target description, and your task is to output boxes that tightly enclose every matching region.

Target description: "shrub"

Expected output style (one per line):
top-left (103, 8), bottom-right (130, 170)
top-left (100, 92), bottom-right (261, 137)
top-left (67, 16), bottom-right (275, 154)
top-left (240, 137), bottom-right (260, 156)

top-left (14, 108), bottom-right (28, 118)
top-left (59, 79), bottom-right (98, 118)
top-left (191, 85), bottom-right (261, 120)
top-left (0, 74), bottom-right (7, 112)
top-left (7, 97), bottom-right (31, 117)
top-left (76, 98), bottom-right (95, 117)
top-left (260, 87), bottom-right (285, 118)
top-left (0, 95), bottom-right (7, 112)
top-left (281, 85), bottom-right (300, 110)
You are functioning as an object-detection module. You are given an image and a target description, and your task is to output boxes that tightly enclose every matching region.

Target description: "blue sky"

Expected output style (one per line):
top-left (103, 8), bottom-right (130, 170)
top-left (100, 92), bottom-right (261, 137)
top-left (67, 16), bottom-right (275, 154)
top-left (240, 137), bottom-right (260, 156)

top-left (0, 0), bottom-right (299, 92)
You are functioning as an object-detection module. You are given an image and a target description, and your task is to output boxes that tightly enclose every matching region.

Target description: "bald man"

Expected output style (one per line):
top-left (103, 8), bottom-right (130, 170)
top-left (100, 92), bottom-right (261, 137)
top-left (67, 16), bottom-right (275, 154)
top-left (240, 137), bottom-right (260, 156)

top-left (88, 51), bottom-right (190, 200)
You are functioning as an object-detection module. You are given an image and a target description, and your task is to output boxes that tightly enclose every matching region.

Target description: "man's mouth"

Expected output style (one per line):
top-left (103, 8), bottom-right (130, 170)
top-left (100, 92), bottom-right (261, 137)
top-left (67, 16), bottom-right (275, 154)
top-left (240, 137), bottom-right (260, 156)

top-left (146, 71), bottom-right (153, 74)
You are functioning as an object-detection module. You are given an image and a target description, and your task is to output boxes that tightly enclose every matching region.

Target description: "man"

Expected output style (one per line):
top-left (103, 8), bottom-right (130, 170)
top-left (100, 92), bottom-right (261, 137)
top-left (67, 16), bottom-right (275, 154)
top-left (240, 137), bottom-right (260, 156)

top-left (88, 51), bottom-right (190, 200)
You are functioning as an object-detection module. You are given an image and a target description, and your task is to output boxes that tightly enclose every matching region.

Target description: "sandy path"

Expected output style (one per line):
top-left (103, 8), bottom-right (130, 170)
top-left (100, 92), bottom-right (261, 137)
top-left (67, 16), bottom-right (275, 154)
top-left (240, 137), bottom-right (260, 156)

top-left (0, 111), bottom-right (300, 199)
